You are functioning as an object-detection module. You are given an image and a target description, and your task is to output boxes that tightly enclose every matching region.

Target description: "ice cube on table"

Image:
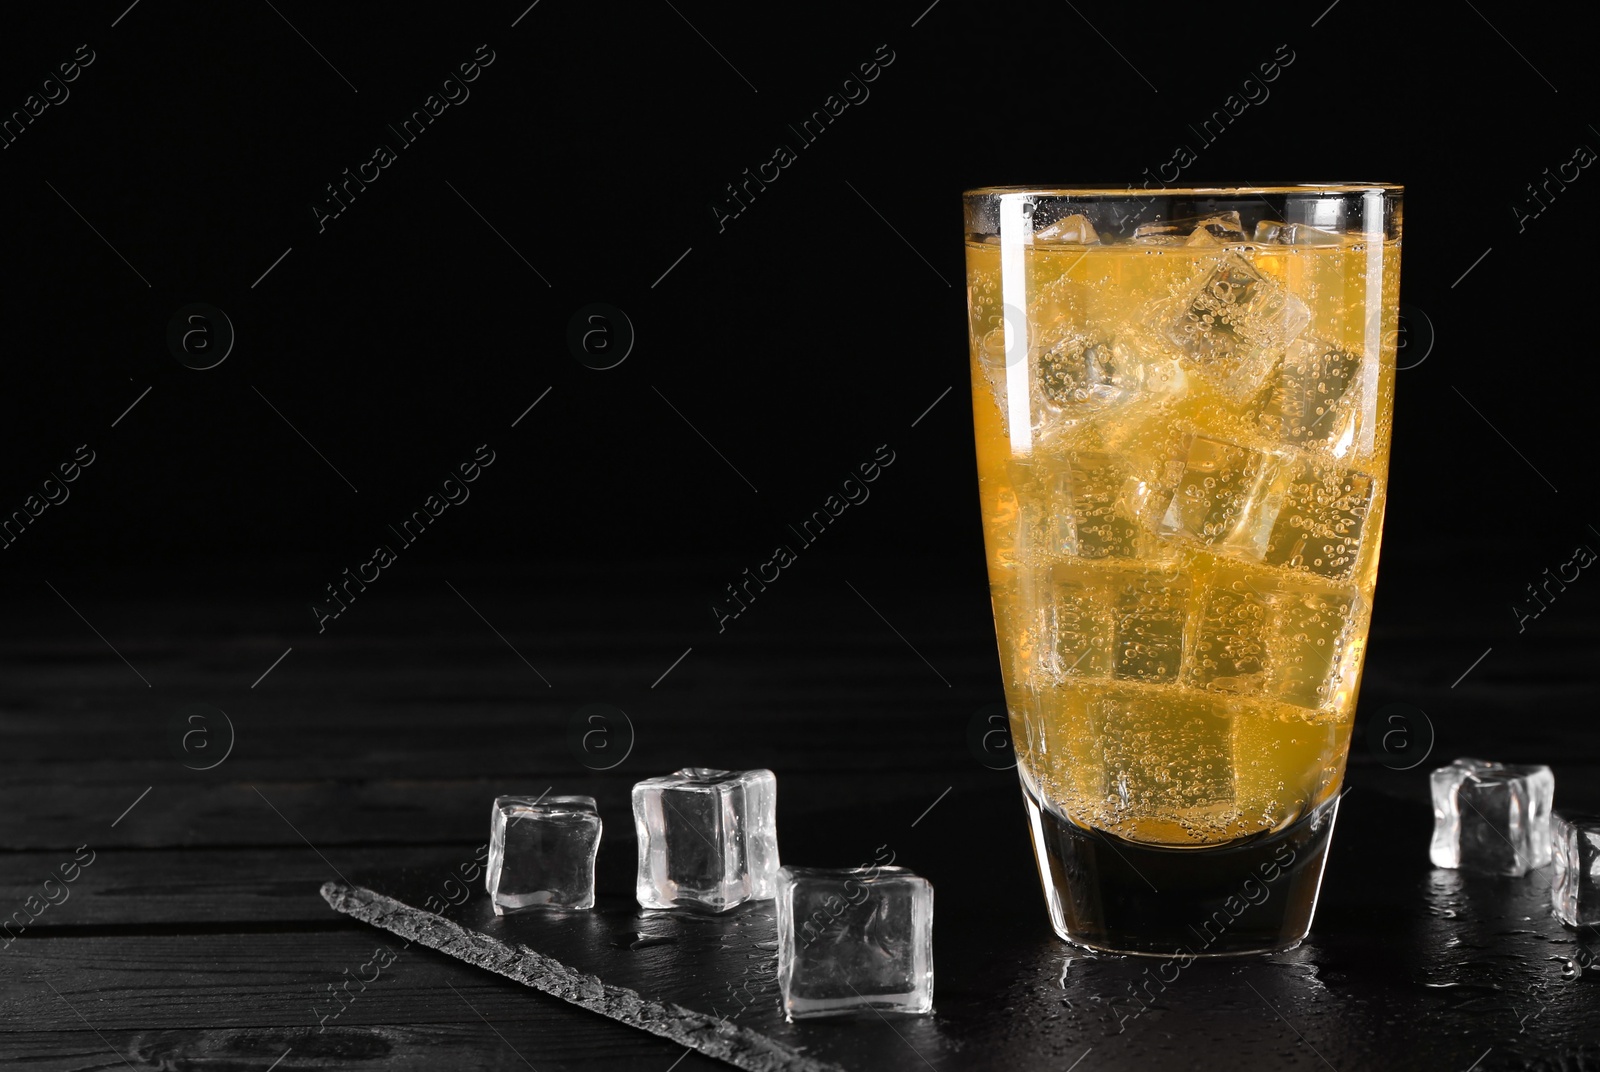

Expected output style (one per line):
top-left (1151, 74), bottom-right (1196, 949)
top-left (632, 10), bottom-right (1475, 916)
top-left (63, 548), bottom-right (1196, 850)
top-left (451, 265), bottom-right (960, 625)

top-left (1552, 812), bottom-right (1600, 927)
top-left (1430, 759), bottom-right (1555, 876)
top-left (776, 864), bottom-right (933, 1019)
top-left (632, 768), bottom-right (779, 912)
top-left (1158, 251), bottom-right (1311, 399)
top-left (486, 795), bottom-right (602, 913)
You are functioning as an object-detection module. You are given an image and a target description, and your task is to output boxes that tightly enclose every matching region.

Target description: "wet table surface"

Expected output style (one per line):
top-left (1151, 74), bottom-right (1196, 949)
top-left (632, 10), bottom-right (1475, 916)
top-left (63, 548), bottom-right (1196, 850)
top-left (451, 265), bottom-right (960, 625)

top-left (2, 569), bottom-right (1597, 1071)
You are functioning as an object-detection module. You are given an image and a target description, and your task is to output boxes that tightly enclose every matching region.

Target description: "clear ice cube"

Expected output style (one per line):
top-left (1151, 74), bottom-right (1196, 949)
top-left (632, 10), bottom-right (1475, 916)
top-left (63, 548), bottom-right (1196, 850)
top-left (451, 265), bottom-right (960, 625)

top-left (1037, 333), bottom-right (1140, 414)
top-left (1158, 252), bottom-right (1311, 399)
top-left (1031, 329), bottom-right (1189, 454)
top-left (1158, 433), bottom-right (1279, 549)
top-left (1034, 213), bottom-right (1099, 244)
top-left (989, 453), bottom-right (1143, 571)
top-left (1552, 812), bottom-right (1600, 927)
top-left (1253, 220), bottom-right (1287, 243)
top-left (1252, 220), bottom-right (1350, 245)
top-left (1190, 569), bottom-right (1270, 694)
top-left (1046, 564), bottom-right (1189, 685)
top-left (1260, 461), bottom-right (1373, 582)
top-left (976, 323), bottom-right (1155, 453)
top-left (1133, 212), bottom-right (1247, 245)
top-left (1188, 566), bottom-right (1359, 710)
top-left (1266, 580), bottom-right (1360, 710)
top-left (1046, 565), bottom-right (1114, 680)
top-left (1252, 337), bottom-right (1361, 453)
top-left (1110, 569), bottom-right (1189, 684)
top-left (1130, 226), bottom-right (1185, 247)
top-left (1430, 758), bottom-right (1555, 876)
top-left (1089, 687), bottom-right (1235, 823)
top-left (984, 461), bottom-right (1068, 569)
top-left (1059, 452), bottom-right (1140, 560)
top-left (486, 795), bottom-right (602, 912)
top-left (632, 768), bottom-right (779, 912)
top-left (775, 864), bottom-right (933, 1019)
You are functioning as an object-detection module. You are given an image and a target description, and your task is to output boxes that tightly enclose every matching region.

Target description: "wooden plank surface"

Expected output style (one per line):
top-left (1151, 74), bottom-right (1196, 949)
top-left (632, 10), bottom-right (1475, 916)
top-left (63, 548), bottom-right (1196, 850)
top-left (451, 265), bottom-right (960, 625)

top-left (4, 577), bottom-right (1598, 1071)
top-left (0, 1027), bottom-right (723, 1072)
top-left (3, 931), bottom-right (728, 1072)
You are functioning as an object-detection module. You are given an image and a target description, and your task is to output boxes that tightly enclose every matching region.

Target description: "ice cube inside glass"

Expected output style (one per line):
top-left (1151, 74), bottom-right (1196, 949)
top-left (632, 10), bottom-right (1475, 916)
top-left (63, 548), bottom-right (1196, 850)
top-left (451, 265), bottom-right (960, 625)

top-left (485, 795), bottom-right (602, 913)
top-left (632, 768), bottom-right (778, 912)
top-left (1429, 758), bottom-right (1554, 876)
top-left (775, 864), bottom-right (933, 1019)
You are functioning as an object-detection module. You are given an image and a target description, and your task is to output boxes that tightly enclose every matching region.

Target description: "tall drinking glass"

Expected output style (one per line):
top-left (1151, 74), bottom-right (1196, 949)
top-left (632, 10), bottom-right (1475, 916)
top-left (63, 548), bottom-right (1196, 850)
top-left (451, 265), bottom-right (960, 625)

top-left (964, 185), bottom-right (1401, 955)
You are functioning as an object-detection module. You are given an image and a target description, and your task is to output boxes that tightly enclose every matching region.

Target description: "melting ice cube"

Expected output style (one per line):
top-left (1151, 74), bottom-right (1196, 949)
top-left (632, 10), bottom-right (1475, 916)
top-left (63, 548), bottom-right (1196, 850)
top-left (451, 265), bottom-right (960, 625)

top-left (1252, 220), bottom-right (1352, 245)
top-left (486, 795), bottom-right (602, 912)
top-left (776, 864), bottom-right (934, 1019)
top-left (1430, 758), bottom-right (1554, 876)
top-left (1552, 812), bottom-right (1600, 927)
top-left (632, 768), bottom-right (780, 912)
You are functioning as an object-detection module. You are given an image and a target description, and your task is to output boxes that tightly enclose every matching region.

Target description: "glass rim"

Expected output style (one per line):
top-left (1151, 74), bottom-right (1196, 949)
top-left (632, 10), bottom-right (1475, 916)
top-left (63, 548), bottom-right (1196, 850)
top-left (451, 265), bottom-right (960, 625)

top-left (963, 182), bottom-right (1402, 198)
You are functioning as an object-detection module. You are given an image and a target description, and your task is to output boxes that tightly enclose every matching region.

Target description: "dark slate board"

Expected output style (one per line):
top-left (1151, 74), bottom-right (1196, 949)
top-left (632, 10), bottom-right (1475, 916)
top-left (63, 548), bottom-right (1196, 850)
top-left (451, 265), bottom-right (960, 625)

top-left (321, 876), bottom-right (920, 1072)
top-left (321, 775), bottom-right (1600, 1072)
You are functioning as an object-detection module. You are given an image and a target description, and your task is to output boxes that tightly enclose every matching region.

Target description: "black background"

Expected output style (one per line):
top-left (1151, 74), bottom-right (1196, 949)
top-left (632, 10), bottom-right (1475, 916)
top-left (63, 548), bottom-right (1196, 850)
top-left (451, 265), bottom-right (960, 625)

top-left (0, 2), bottom-right (1592, 795)
top-left (3, 2), bottom-right (1595, 668)
top-left (3, 2), bottom-right (1598, 1069)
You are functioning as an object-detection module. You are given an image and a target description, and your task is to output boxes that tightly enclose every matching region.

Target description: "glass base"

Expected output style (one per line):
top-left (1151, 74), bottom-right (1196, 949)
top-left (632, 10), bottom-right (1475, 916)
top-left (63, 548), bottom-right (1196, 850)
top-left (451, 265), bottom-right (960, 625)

top-left (1022, 789), bottom-right (1342, 957)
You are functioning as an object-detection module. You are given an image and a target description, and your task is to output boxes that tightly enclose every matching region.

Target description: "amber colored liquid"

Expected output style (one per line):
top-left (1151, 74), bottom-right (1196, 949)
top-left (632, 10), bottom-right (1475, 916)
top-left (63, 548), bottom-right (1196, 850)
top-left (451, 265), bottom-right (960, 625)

top-left (968, 234), bottom-right (1398, 847)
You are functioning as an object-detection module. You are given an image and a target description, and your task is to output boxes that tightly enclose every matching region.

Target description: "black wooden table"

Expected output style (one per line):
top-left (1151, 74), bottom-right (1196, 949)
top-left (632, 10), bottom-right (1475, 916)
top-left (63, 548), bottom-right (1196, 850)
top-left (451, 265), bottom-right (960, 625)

top-left (2, 559), bottom-right (1596, 1071)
